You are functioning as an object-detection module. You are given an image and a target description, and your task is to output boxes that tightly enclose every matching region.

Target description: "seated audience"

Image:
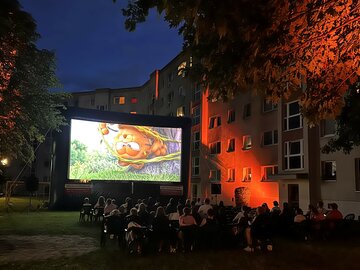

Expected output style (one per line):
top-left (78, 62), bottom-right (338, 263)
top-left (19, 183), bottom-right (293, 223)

top-left (271, 201), bottom-right (281, 214)
top-left (326, 203), bottom-right (343, 220)
top-left (317, 200), bottom-right (327, 216)
top-left (138, 202), bottom-right (151, 226)
top-left (179, 207), bottom-right (197, 252)
top-left (294, 208), bottom-right (306, 223)
top-left (152, 206), bottom-right (170, 252)
top-left (243, 206), bottom-right (272, 252)
top-left (104, 198), bottom-right (117, 215)
top-left (198, 198), bottom-right (212, 219)
top-left (199, 208), bottom-right (219, 249)
top-left (93, 196), bottom-right (106, 221)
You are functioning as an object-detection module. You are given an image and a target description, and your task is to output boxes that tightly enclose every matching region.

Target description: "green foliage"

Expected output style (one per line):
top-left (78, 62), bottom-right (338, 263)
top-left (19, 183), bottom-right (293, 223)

top-left (0, 0), bottom-right (70, 163)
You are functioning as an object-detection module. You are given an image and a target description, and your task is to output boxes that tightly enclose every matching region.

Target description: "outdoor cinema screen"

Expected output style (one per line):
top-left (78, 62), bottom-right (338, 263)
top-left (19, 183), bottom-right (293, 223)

top-left (68, 119), bottom-right (182, 182)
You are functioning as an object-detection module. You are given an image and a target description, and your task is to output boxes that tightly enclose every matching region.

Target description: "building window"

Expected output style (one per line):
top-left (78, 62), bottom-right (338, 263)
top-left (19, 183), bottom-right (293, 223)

top-left (242, 135), bottom-right (252, 150)
top-left (168, 72), bottom-right (174, 85)
top-left (263, 99), bottom-right (277, 112)
top-left (243, 167), bottom-right (252, 182)
top-left (261, 165), bottom-right (278, 181)
top-left (177, 106), bottom-right (185, 117)
top-left (177, 61), bottom-right (187, 77)
top-left (243, 103), bottom-right (251, 118)
top-left (192, 157), bottom-right (200, 176)
top-left (114, 96), bottom-right (125, 105)
top-left (193, 131), bottom-right (200, 151)
top-left (263, 130), bottom-right (278, 146)
top-left (210, 141), bottom-right (221, 155)
top-left (209, 116), bottom-right (221, 129)
top-left (99, 105), bottom-right (105, 111)
top-left (194, 83), bottom-right (201, 101)
top-left (355, 158), bottom-right (360, 191)
top-left (192, 106), bottom-right (200, 125)
top-left (320, 119), bottom-right (336, 137)
top-left (227, 168), bottom-right (235, 182)
top-left (284, 100), bottom-right (303, 131)
top-left (90, 98), bottom-right (95, 106)
top-left (131, 97), bottom-right (138, 104)
top-left (227, 138), bottom-right (235, 152)
top-left (284, 140), bottom-right (304, 170)
top-left (227, 110), bottom-right (235, 123)
top-left (178, 86), bottom-right (186, 96)
top-left (321, 161), bottom-right (336, 181)
top-left (210, 169), bottom-right (221, 181)
top-left (168, 91), bottom-right (174, 104)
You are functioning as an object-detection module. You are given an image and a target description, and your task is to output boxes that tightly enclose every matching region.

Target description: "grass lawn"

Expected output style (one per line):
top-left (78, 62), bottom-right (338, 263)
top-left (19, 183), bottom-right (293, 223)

top-left (0, 211), bottom-right (359, 270)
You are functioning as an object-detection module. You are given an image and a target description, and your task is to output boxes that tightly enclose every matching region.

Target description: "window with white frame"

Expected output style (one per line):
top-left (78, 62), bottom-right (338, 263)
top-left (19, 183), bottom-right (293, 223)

top-left (192, 157), bottom-right (200, 176)
top-left (209, 116), bottom-right (221, 129)
top-left (193, 131), bottom-right (200, 151)
top-left (177, 106), bottom-right (185, 117)
top-left (320, 119), bottom-right (336, 137)
top-left (228, 109), bottom-right (235, 123)
top-left (242, 135), bottom-right (252, 150)
top-left (263, 99), bottom-right (278, 112)
top-left (168, 91), bottom-right (174, 103)
top-left (284, 100), bottom-right (303, 130)
top-left (243, 103), bottom-right (251, 118)
top-left (227, 138), bottom-right (235, 152)
top-left (168, 72), bottom-right (174, 85)
top-left (321, 161), bottom-right (336, 181)
top-left (284, 140), bottom-right (304, 170)
top-left (263, 130), bottom-right (278, 146)
top-left (243, 167), bottom-right (252, 182)
top-left (210, 141), bottom-right (221, 154)
top-left (209, 169), bottom-right (221, 181)
top-left (192, 106), bottom-right (201, 125)
top-left (193, 83), bottom-right (201, 101)
top-left (227, 168), bottom-right (235, 182)
top-left (261, 165), bottom-right (278, 181)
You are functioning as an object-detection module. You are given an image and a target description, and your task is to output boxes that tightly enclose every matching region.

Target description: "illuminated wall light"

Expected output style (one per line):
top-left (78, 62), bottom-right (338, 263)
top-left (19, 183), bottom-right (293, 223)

top-left (1, 158), bottom-right (9, 166)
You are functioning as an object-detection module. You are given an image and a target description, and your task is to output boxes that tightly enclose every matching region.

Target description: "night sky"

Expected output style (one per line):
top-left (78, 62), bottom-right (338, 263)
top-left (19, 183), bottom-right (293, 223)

top-left (19, 0), bottom-right (183, 92)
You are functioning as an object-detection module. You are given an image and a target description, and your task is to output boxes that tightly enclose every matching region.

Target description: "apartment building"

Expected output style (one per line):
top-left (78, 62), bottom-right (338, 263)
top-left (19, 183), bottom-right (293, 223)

top-left (64, 51), bottom-right (360, 216)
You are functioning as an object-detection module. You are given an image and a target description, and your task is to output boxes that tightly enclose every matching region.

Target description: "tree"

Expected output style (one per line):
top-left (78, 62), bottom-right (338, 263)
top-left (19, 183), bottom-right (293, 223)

top-left (118, 0), bottom-right (359, 125)
top-left (0, 0), bottom-right (69, 163)
top-left (322, 79), bottom-right (360, 153)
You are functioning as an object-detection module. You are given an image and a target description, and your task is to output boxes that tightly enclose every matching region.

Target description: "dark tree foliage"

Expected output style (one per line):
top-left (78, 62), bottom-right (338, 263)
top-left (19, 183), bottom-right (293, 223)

top-left (116, 0), bottom-right (360, 152)
top-left (0, 0), bottom-right (70, 163)
top-left (322, 81), bottom-right (360, 154)
top-left (117, 1), bottom-right (360, 117)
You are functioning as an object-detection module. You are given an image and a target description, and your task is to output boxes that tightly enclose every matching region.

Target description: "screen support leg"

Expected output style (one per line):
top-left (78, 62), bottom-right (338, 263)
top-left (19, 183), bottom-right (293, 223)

top-left (131, 182), bottom-right (134, 195)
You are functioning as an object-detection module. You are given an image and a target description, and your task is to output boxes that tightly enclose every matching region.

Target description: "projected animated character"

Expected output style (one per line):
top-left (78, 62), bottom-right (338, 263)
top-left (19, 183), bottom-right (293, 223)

top-left (99, 123), bottom-right (169, 169)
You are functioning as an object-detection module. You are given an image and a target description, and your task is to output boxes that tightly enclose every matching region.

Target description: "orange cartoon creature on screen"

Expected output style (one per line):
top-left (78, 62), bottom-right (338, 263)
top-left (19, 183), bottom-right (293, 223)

top-left (99, 123), bottom-right (171, 169)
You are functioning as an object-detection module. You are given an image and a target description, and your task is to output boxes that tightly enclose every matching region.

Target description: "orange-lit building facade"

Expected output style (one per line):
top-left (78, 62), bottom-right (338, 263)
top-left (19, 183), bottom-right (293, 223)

top-left (67, 51), bottom-right (360, 216)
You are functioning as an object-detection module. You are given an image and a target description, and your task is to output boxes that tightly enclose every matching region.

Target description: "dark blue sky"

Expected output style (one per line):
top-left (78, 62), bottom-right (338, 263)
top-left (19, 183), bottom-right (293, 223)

top-left (20, 0), bottom-right (183, 92)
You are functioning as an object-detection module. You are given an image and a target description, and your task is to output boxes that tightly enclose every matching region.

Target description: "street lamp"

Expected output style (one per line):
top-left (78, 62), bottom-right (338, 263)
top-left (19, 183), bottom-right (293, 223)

top-left (1, 158), bottom-right (9, 166)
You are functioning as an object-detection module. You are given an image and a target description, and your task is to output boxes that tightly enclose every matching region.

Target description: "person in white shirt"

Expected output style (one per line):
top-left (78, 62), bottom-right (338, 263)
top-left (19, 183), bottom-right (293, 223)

top-left (198, 198), bottom-right (212, 219)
